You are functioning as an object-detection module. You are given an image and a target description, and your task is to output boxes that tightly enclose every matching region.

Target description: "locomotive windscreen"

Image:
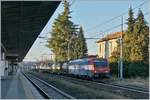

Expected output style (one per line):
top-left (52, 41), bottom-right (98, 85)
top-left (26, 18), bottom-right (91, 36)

top-left (94, 60), bottom-right (107, 67)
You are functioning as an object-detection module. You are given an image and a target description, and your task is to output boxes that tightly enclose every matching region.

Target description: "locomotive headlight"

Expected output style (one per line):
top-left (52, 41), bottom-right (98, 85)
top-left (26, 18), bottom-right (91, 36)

top-left (88, 65), bottom-right (94, 70)
top-left (94, 70), bottom-right (97, 73)
top-left (52, 66), bottom-right (55, 70)
top-left (57, 67), bottom-right (60, 70)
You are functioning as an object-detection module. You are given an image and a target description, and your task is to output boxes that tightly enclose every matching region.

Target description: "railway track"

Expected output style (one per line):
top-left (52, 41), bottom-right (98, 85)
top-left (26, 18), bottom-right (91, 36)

top-left (58, 73), bottom-right (149, 94)
top-left (31, 72), bottom-right (149, 99)
top-left (60, 75), bottom-right (149, 99)
top-left (23, 73), bottom-right (75, 99)
top-left (93, 80), bottom-right (149, 95)
top-left (37, 70), bottom-right (149, 93)
top-left (70, 75), bottom-right (149, 96)
top-left (44, 72), bottom-right (149, 95)
top-left (96, 80), bottom-right (149, 93)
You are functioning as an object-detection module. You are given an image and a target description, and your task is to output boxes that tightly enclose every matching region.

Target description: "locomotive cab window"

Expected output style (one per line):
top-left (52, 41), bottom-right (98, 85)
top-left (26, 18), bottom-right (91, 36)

top-left (94, 60), bottom-right (107, 67)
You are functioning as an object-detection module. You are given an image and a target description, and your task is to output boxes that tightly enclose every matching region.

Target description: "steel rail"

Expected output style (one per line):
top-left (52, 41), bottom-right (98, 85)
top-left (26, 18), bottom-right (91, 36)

top-left (23, 73), bottom-right (51, 99)
top-left (24, 73), bottom-right (75, 99)
top-left (99, 81), bottom-right (149, 93)
top-left (93, 80), bottom-right (149, 95)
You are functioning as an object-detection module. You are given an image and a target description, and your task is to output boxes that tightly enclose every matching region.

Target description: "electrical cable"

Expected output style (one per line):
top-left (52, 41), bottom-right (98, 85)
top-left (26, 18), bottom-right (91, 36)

top-left (86, 0), bottom-right (149, 32)
top-left (88, 12), bottom-right (149, 39)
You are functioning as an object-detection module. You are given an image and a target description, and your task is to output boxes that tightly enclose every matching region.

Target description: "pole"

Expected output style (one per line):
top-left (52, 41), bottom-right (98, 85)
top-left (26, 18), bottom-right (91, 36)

top-left (68, 42), bottom-right (70, 61)
top-left (120, 16), bottom-right (123, 80)
top-left (68, 36), bottom-right (74, 61)
top-left (118, 60), bottom-right (120, 78)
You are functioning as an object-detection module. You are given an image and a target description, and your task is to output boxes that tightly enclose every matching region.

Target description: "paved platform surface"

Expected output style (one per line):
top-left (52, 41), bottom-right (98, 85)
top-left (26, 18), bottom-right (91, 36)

top-left (1, 71), bottom-right (43, 99)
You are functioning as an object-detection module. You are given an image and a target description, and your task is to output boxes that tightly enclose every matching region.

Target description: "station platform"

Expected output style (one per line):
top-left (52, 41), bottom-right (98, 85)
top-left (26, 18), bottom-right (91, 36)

top-left (1, 71), bottom-right (43, 99)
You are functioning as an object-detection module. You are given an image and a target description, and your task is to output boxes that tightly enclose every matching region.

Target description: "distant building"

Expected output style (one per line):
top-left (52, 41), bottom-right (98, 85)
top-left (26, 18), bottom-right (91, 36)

top-left (96, 32), bottom-right (123, 59)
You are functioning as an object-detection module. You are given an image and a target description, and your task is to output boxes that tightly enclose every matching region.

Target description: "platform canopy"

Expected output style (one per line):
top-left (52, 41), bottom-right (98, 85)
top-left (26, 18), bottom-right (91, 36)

top-left (1, 1), bottom-right (60, 62)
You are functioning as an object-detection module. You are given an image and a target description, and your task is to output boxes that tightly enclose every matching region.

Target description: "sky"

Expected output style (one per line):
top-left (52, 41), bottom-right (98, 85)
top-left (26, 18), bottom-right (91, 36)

top-left (24, 0), bottom-right (150, 61)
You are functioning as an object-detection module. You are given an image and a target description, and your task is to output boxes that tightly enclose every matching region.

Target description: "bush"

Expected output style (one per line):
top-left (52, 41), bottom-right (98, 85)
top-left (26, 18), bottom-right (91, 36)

top-left (124, 61), bottom-right (149, 78)
top-left (109, 62), bottom-right (118, 77)
top-left (109, 60), bottom-right (149, 78)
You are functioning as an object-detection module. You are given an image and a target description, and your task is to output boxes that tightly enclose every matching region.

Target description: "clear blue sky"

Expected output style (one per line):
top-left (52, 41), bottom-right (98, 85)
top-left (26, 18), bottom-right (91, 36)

top-left (24, 0), bottom-right (150, 61)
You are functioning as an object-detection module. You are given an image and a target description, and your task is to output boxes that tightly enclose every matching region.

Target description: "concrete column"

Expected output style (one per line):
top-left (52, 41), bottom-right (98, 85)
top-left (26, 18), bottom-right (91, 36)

top-left (2, 52), bottom-right (5, 60)
top-left (0, 52), bottom-right (5, 76)
top-left (0, 8), bottom-right (1, 97)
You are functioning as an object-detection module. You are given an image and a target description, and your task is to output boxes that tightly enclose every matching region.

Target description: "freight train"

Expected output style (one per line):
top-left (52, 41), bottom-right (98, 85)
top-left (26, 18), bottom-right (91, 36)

top-left (49, 57), bottom-right (111, 78)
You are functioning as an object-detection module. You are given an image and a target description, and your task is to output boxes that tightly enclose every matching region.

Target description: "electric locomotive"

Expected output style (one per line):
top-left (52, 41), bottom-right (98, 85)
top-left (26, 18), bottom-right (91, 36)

top-left (50, 57), bottom-right (111, 78)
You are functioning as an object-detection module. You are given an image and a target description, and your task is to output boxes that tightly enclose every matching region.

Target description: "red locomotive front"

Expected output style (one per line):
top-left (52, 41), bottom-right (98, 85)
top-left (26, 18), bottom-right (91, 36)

top-left (89, 59), bottom-right (111, 78)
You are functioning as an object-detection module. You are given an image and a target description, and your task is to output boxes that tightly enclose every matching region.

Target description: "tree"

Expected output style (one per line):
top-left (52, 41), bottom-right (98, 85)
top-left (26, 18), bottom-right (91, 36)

top-left (109, 8), bottom-right (149, 77)
top-left (124, 9), bottom-right (149, 77)
top-left (76, 26), bottom-right (88, 58)
top-left (123, 6), bottom-right (135, 61)
top-left (47, 0), bottom-right (76, 62)
top-left (126, 6), bottom-right (135, 33)
top-left (130, 9), bottom-right (149, 63)
top-left (47, 0), bottom-right (87, 62)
